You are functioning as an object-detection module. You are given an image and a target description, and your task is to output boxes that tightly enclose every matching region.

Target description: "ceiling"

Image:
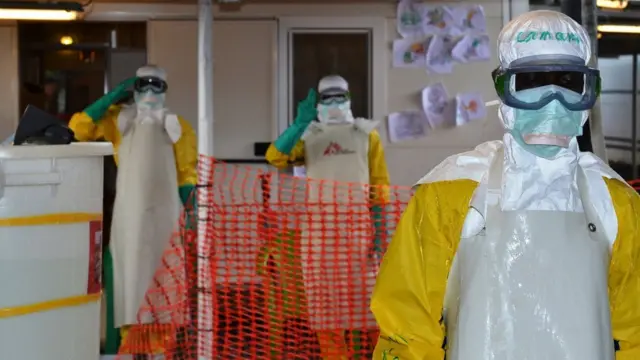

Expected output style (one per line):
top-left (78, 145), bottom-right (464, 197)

top-left (16, 0), bottom-right (399, 3)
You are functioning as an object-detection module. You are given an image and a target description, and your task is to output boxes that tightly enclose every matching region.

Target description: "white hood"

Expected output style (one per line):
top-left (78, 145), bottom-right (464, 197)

top-left (415, 11), bottom-right (625, 244)
top-left (428, 11), bottom-right (598, 212)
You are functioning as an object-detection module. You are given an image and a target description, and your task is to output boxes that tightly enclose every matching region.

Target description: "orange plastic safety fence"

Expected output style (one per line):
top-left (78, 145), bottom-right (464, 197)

top-left (116, 156), bottom-right (412, 359)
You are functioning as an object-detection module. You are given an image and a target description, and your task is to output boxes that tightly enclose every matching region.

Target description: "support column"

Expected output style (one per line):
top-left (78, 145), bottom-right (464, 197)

top-left (197, 0), bottom-right (214, 359)
top-left (502, 0), bottom-right (529, 26)
top-left (561, 0), bottom-right (608, 160)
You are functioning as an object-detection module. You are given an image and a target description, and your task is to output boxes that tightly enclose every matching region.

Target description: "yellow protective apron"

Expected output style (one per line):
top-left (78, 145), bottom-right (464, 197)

top-left (445, 147), bottom-right (614, 360)
top-left (110, 107), bottom-right (181, 329)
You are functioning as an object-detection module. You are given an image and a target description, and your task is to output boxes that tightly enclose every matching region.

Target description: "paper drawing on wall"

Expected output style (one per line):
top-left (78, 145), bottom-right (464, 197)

top-left (387, 111), bottom-right (429, 143)
top-left (397, 0), bottom-right (426, 38)
top-left (452, 5), bottom-right (487, 33)
top-left (421, 83), bottom-right (456, 128)
top-left (426, 35), bottom-right (459, 74)
top-left (423, 6), bottom-right (454, 34)
top-left (451, 34), bottom-right (491, 63)
top-left (456, 93), bottom-right (487, 126)
top-left (392, 38), bottom-right (432, 68)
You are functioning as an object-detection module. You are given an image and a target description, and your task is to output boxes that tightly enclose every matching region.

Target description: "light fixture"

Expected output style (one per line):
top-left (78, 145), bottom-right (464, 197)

top-left (597, 24), bottom-right (640, 34)
top-left (60, 35), bottom-right (74, 45)
top-left (597, 0), bottom-right (629, 9)
top-left (598, 32), bottom-right (603, 39)
top-left (0, 1), bottom-right (83, 21)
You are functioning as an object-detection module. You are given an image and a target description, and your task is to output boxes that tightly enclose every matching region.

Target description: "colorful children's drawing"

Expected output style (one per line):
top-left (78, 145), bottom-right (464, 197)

top-left (423, 6), bottom-right (454, 34)
top-left (422, 83), bottom-right (456, 128)
top-left (456, 93), bottom-right (487, 126)
top-left (452, 5), bottom-right (487, 33)
top-left (392, 38), bottom-right (431, 68)
top-left (452, 34), bottom-right (491, 63)
top-left (426, 35), bottom-right (459, 74)
top-left (387, 111), bottom-right (429, 143)
top-left (397, 0), bottom-right (426, 38)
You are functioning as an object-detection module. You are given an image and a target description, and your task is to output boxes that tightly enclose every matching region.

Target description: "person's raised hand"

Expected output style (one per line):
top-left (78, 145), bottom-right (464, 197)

top-left (294, 88), bottom-right (317, 127)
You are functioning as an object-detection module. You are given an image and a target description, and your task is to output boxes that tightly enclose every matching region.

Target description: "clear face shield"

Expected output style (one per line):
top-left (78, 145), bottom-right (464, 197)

top-left (492, 56), bottom-right (601, 157)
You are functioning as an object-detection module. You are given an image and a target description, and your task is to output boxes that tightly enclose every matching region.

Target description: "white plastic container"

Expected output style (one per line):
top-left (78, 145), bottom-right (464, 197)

top-left (0, 143), bottom-right (113, 360)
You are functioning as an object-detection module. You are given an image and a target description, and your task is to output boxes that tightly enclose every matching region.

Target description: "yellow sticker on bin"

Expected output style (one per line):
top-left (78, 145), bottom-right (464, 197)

top-left (0, 292), bottom-right (101, 319)
top-left (0, 212), bottom-right (102, 227)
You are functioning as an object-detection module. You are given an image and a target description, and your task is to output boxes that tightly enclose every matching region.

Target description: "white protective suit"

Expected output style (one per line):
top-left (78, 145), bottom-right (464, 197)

top-left (371, 10), bottom-right (640, 360)
top-left (110, 65), bottom-right (183, 327)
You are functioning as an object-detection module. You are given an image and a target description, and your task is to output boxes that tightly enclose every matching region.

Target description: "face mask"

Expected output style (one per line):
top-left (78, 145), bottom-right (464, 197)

top-left (509, 86), bottom-right (584, 159)
top-left (135, 90), bottom-right (165, 110)
top-left (317, 101), bottom-right (354, 124)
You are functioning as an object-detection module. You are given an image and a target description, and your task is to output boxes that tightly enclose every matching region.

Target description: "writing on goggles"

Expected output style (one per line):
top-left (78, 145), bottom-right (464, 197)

top-left (134, 77), bottom-right (168, 94)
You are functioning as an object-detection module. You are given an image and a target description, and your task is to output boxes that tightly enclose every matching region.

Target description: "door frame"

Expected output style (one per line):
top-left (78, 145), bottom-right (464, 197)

top-left (277, 16), bottom-right (387, 135)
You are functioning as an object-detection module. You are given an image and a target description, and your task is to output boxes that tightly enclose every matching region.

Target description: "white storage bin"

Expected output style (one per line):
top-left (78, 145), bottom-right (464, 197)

top-left (0, 143), bottom-right (113, 360)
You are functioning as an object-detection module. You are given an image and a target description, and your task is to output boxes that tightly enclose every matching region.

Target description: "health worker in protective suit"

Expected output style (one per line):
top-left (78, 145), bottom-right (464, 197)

top-left (371, 10), bottom-right (640, 360)
top-left (265, 75), bottom-right (390, 359)
top-left (69, 65), bottom-right (197, 356)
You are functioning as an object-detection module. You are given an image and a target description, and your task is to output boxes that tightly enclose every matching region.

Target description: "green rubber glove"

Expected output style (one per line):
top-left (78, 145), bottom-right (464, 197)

top-left (274, 89), bottom-right (317, 154)
top-left (84, 77), bottom-right (137, 122)
top-left (179, 184), bottom-right (197, 230)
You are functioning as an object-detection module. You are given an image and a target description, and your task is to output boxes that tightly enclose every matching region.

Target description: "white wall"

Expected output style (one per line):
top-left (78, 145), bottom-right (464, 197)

top-left (147, 19), bottom-right (277, 160)
top-left (0, 22), bottom-right (19, 140)
top-left (109, 49), bottom-right (147, 90)
top-left (0, 2), bottom-right (530, 186)
top-left (384, 12), bottom-right (504, 185)
top-left (141, 2), bottom-right (514, 186)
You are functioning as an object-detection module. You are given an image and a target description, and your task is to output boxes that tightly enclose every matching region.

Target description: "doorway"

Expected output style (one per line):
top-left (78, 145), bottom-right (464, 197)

top-left (18, 22), bottom-right (146, 122)
top-left (278, 17), bottom-right (387, 134)
top-left (291, 32), bottom-right (371, 120)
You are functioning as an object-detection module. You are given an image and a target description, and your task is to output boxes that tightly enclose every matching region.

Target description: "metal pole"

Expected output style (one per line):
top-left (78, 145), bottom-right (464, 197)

top-left (197, 0), bottom-right (214, 358)
top-left (581, 0), bottom-right (608, 161)
top-left (632, 53), bottom-right (638, 179)
top-left (561, 0), bottom-right (596, 154)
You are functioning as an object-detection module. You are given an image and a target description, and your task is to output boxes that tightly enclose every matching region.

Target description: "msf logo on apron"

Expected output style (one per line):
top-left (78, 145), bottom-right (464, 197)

top-left (323, 141), bottom-right (355, 156)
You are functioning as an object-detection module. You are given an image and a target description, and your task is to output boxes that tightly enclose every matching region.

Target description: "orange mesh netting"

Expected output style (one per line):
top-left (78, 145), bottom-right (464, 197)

top-left (114, 157), bottom-right (640, 359)
top-left (116, 156), bottom-right (412, 359)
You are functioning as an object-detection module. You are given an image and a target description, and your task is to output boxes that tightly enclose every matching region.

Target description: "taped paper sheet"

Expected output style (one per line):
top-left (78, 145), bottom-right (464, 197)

top-left (392, 38), bottom-right (431, 68)
top-left (451, 34), bottom-right (491, 63)
top-left (423, 5), bottom-right (455, 34)
top-left (397, 0), bottom-right (425, 38)
top-left (422, 83), bottom-right (456, 128)
top-left (451, 5), bottom-right (487, 33)
top-left (456, 93), bottom-right (488, 125)
top-left (426, 35), bottom-right (459, 74)
top-left (387, 111), bottom-right (429, 143)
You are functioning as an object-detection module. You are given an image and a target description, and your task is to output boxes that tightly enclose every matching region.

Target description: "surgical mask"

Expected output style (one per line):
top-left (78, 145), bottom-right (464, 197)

top-left (135, 90), bottom-right (165, 110)
top-left (509, 85), bottom-right (584, 159)
top-left (317, 101), bottom-right (354, 124)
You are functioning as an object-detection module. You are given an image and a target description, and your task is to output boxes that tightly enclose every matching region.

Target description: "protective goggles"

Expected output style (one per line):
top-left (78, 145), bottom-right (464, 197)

top-left (318, 90), bottom-right (350, 105)
top-left (492, 64), bottom-right (601, 111)
top-left (134, 76), bottom-right (168, 94)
